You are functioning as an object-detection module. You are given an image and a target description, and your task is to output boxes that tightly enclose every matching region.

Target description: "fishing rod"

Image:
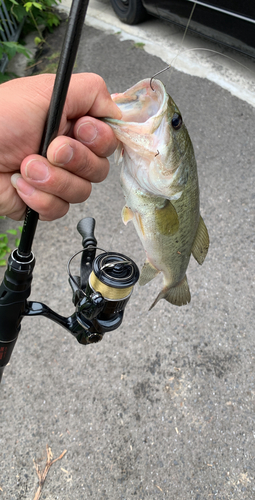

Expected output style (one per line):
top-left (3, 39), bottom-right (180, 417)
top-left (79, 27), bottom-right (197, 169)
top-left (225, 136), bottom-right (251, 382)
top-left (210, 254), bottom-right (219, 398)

top-left (0, 0), bottom-right (139, 382)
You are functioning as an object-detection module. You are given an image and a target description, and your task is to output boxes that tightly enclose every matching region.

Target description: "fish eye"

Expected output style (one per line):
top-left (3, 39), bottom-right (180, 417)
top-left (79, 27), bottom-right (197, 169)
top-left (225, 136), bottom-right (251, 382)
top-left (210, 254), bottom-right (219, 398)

top-left (172, 113), bottom-right (182, 130)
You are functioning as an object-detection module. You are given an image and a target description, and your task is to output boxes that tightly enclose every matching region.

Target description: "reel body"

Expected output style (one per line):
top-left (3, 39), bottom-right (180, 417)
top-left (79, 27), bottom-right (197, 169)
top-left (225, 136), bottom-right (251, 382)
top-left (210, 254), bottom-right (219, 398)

top-left (69, 219), bottom-right (139, 344)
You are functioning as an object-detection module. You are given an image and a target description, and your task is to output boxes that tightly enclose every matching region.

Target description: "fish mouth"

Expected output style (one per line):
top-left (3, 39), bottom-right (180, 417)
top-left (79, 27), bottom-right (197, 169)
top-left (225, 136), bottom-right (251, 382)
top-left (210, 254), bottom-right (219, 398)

top-left (110, 78), bottom-right (167, 125)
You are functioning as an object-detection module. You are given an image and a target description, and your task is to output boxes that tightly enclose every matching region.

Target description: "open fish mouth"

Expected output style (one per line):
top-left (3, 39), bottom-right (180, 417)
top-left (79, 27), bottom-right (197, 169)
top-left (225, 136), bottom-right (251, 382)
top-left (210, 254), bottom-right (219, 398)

top-left (105, 78), bottom-right (185, 197)
top-left (105, 79), bottom-right (170, 166)
top-left (110, 78), bottom-right (167, 129)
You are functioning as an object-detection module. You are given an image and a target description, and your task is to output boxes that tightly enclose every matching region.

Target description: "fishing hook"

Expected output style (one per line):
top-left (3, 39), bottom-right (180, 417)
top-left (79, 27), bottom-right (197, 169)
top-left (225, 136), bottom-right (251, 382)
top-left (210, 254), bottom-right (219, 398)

top-left (150, 1), bottom-right (197, 91)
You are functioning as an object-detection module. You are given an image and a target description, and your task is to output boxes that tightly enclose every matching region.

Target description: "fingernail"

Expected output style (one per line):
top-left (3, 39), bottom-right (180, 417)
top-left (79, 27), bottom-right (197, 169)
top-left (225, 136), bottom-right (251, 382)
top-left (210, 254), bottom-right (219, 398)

top-left (25, 160), bottom-right (50, 181)
top-left (54, 143), bottom-right (74, 166)
top-left (77, 122), bottom-right (98, 143)
top-left (11, 173), bottom-right (35, 196)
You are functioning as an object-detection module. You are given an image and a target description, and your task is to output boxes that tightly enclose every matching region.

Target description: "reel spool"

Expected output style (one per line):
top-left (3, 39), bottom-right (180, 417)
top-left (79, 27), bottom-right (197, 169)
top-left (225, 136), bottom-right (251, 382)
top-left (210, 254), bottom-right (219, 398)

top-left (88, 252), bottom-right (139, 318)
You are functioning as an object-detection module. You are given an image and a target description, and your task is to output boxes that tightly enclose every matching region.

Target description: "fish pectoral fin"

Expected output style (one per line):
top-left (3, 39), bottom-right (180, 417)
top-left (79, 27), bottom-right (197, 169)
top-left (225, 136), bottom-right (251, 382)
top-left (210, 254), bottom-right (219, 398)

top-left (155, 199), bottom-right (179, 235)
top-left (192, 216), bottom-right (209, 265)
top-left (149, 275), bottom-right (191, 310)
top-left (122, 205), bottom-right (134, 225)
top-left (139, 260), bottom-right (159, 286)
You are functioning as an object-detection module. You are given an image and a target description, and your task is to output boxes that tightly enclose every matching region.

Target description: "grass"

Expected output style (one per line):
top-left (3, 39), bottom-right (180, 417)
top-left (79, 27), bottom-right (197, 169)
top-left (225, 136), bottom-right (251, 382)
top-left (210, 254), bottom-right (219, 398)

top-left (133, 42), bottom-right (145, 49)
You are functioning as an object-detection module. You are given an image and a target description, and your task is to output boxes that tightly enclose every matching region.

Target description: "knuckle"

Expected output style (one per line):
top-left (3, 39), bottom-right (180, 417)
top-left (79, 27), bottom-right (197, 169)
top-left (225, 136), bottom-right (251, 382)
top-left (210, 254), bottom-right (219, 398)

top-left (75, 153), bottom-right (95, 178)
top-left (55, 176), bottom-right (72, 198)
top-left (71, 182), bottom-right (92, 203)
top-left (89, 73), bottom-right (105, 91)
top-left (53, 172), bottom-right (92, 203)
top-left (39, 201), bottom-right (69, 221)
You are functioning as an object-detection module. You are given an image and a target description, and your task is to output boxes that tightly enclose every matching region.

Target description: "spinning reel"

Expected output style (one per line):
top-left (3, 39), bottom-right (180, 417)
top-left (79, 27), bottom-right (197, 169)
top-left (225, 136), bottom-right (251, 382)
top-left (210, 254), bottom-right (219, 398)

top-left (0, 217), bottom-right (139, 380)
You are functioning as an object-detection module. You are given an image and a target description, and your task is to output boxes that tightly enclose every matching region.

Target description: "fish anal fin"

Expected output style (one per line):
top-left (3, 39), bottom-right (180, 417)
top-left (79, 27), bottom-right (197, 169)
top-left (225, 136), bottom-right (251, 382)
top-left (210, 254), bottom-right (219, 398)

top-left (192, 215), bottom-right (209, 265)
top-left (122, 205), bottom-right (134, 225)
top-left (139, 260), bottom-right (159, 287)
top-left (149, 275), bottom-right (191, 310)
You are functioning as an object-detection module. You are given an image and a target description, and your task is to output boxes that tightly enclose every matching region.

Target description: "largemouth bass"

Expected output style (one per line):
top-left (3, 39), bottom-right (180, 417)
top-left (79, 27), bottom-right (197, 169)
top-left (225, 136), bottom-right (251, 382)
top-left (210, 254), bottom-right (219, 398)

top-left (105, 78), bottom-right (209, 309)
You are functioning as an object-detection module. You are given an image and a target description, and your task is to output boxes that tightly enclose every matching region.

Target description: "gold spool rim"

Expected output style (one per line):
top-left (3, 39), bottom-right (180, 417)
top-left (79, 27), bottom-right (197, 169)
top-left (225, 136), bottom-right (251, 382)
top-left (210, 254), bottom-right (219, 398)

top-left (89, 271), bottom-right (133, 301)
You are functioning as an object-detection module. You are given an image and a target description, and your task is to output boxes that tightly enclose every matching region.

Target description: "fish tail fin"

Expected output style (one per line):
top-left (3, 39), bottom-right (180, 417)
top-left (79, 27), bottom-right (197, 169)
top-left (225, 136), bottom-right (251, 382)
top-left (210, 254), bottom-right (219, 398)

top-left (192, 215), bottom-right (209, 265)
top-left (149, 275), bottom-right (191, 310)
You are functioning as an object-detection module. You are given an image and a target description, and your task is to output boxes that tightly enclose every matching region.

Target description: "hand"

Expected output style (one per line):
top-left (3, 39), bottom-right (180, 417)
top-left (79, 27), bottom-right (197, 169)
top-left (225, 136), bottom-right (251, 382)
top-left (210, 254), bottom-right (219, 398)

top-left (0, 73), bottom-right (121, 221)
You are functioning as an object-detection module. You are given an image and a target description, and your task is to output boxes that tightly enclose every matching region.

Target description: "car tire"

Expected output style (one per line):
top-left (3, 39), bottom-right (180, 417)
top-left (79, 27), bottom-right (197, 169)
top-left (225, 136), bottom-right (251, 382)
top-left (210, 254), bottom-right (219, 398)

top-left (110, 0), bottom-right (147, 25)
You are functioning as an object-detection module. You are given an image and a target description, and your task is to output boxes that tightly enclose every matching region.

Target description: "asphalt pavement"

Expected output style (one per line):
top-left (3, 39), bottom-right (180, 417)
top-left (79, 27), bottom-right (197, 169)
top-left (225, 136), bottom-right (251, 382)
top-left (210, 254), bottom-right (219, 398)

top-left (0, 8), bottom-right (255, 500)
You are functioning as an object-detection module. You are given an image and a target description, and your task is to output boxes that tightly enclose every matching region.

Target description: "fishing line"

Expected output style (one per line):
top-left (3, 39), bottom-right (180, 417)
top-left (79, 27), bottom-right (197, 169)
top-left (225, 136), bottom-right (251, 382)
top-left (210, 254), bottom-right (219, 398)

top-left (149, 2), bottom-right (253, 90)
top-left (175, 47), bottom-right (254, 78)
top-left (67, 245), bottom-right (107, 293)
top-left (150, 1), bottom-right (197, 90)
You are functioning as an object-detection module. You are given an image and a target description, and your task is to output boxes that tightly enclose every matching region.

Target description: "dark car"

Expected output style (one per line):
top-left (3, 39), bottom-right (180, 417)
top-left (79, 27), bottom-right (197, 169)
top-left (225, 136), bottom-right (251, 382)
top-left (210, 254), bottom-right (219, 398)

top-left (110, 0), bottom-right (255, 59)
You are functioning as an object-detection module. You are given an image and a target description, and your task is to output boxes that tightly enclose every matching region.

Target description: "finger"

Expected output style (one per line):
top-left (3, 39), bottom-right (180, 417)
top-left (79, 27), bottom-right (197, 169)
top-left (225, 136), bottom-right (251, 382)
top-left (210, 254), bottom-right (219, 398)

top-left (12, 159), bottom-right (94, 204)
top-left (62, 73), bottom-right (122, 122)
top-left (21, 143), bottom-right (110, 187)
top-left (74, 116), bottom-right (119, 157)
top-left (0, 173), bottom-right (26, 220)
top-left (2, 73), bottom-right (121, 122)
top-left (11, 175), bottom-right (71, 221)
top-left (48, 117), bottom-right (118, 164)
top-left (0, 74), bottom-right (121, 171)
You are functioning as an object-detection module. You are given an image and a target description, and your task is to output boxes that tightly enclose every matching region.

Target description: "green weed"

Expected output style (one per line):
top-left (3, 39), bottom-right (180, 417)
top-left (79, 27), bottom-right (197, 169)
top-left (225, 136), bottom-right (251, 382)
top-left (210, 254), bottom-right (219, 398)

top-left (0, 217), bottom-right (22, 266)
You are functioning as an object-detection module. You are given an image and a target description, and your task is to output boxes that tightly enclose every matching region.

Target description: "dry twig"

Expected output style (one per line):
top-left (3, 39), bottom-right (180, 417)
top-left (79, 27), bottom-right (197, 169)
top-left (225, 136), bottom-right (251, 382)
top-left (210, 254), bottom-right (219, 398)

top-left (33, 445), bottom-right (67, 500)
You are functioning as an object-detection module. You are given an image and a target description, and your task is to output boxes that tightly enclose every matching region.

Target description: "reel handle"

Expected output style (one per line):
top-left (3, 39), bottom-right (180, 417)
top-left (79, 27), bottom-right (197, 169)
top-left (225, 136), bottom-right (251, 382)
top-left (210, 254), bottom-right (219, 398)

top-left (77, 218), bottom-right (97, 290)
top-left (77, 217), bottom-right (97, 249)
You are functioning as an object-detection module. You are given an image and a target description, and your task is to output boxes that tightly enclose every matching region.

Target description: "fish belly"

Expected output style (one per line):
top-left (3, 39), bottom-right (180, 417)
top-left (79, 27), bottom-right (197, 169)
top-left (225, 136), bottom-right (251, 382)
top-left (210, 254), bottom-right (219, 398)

top-left (121, 162), bottom-right (200, 302)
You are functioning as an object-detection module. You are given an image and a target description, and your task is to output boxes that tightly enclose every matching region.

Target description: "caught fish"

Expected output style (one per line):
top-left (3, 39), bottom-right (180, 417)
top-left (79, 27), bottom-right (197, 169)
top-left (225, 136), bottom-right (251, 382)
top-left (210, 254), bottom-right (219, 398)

top-left (105, 78), bottom-right (209, 309)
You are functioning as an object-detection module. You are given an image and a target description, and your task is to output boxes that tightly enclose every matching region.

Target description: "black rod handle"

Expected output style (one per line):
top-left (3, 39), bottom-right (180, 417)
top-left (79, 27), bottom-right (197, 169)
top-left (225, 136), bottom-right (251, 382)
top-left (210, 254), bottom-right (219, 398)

top-left (18, 0), bottom-right (90, 257)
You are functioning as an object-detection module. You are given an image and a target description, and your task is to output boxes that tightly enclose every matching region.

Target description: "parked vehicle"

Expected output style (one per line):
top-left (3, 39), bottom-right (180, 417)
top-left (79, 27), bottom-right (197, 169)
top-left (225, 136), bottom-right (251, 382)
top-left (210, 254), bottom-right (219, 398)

top-left (110, 0), bottom-right (255, 58)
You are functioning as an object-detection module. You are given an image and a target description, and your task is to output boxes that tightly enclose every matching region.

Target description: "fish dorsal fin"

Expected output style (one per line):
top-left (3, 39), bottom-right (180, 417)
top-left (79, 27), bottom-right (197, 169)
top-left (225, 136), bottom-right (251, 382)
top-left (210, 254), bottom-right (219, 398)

top-left (192, 216), bottom-right (209, 265)
top-left (149, 274), bottom-right (191, 310)
top-left (122, 205), bottom-right (134, 225)
top-left (139, 260), bottom-right (159, 286)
